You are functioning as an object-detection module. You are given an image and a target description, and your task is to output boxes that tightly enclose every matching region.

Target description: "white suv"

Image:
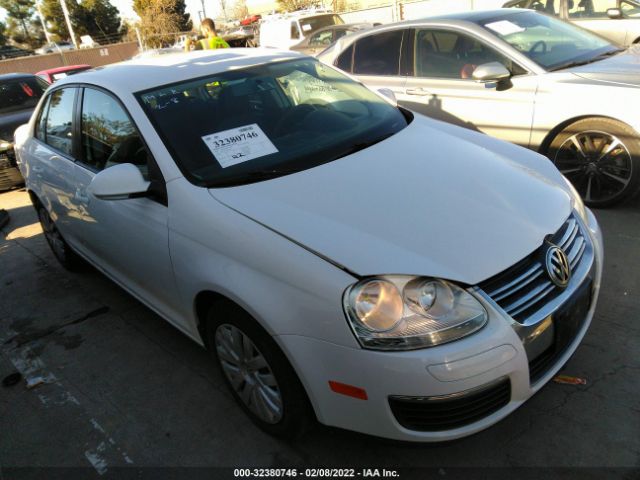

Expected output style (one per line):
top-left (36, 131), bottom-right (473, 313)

top-left (15, 49), bottom-right (603, 442)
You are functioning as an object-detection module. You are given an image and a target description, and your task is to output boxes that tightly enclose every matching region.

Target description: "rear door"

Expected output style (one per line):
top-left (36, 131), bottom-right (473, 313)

top-left (567, 0), bottom-right (629, 45)
top-left (23, 86), bottom-right (80, 241)
top-left (337, 28), bottom-right (410, 99)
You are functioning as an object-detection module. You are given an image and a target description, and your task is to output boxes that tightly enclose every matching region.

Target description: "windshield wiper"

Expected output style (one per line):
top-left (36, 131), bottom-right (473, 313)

top-left (549, 48), bottom-right (625, 72)
top-left (212, 168), bottom-right (304, 187)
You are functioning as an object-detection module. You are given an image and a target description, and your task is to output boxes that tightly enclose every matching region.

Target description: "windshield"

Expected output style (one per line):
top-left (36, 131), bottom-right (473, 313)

top-left (478, 11), bottom-right (619, 71)
top-left (0, 77), bottom-right (47, 115)
top-left (300, 14), bottom-right (344, 36)
top-left (137, 58), bottom-right (408, 187)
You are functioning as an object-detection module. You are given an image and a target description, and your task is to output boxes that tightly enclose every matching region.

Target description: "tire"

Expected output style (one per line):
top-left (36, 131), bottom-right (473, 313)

top-left (547, 118), bottom-right (640, 208)
top-left (205, 302), bottom-right (314, 439)
top-left (36, 204), bottom-right (84, 271)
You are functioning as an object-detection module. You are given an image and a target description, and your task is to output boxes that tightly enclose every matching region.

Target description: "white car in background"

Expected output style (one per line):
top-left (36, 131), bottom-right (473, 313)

top-left (35, 41), bottom-right (75, 55)
top-left (14, 49), bottom-right (602, 442)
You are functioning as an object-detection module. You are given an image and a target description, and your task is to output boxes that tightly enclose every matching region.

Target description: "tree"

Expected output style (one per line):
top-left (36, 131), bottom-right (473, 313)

top-left (0, 0), bottom-right (35, 39)
top-left (4, 14), bottom-right (45, 48)
top-left (40, 0), bottom-right (122, 44)
top-left (232, 0), bottom-right (249, 20)
top-left (0, 21), bottom-right (6, 45)
top-left (276, 0), bottom-right (317, 12)
top-left (134, 0), bottom-right (193, 47)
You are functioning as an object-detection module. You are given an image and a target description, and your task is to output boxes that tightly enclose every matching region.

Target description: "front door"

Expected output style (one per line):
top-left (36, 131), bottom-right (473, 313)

top-left (69, 87), bottom-right (181, 320)
top-left (566, 0), bottom-right (629, 45)
top-left (398, 28), bottom-right (538, 148)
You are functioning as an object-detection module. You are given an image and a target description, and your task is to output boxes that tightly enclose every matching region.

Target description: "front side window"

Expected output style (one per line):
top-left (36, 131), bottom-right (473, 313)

top-left (81, 88), bottom-right (148, 177)
top-left (44, 88), bottom-right (76, 156)
top-left (335, 43), bottom-right (354, 72)
top-left (353, 29), bottom-right (404, 76)
top-left (479, 11), bottom-right (617, 70)
top-left (0, 77), bottom-right (47, 115)
top-left (414, 29), bottom-right (525, 79)
top-left (137, 58), bottom-right (408, 188)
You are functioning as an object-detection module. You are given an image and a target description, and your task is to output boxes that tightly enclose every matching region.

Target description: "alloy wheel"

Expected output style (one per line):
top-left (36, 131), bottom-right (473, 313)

top-left (554, 130), bottom-right (633, 204)
top-left (215, 324), bottom-right (283, 424)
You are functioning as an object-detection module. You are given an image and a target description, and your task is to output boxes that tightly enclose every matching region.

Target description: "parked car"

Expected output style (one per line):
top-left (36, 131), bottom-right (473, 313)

top-left (259, 9), bottom-right (344, 49)
top-left (35, 41), bottom-right (75, 55)
top-left (291, 23), bottom-right (373, 56)
top-left (0, 45), bottom-right (34, 60)
top-left (36, 64), bottom-right (92, 84)
top-left (0, 73), bottom-right (47, 191)
top-left (319, 9), bottom-right (640, 207)
top-left (79, 35), bottom-right (100, 49)
top-left (15, 49), bottom-right (602, 442)
top-left (504, 0), bottom-right (640, 46)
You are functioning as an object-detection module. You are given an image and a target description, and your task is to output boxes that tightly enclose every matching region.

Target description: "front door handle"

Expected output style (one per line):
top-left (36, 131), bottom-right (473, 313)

top-left (405, 87), bottom-right (430, 96)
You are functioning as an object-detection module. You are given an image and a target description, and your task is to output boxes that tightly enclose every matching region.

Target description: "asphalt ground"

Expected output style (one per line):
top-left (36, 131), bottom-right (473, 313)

top-left (1, 187), bottom-right (639, 479)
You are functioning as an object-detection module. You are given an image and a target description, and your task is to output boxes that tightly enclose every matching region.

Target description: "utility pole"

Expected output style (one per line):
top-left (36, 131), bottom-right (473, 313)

top-left (59, 0), bottom-right (79, 48)
top-left (200, 0), bottom-right (207, 19)
top-left (36, 1), bottom-right (52, 43)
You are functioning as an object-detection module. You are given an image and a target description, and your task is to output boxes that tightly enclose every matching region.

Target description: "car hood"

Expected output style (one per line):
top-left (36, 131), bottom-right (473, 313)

top-left (209, 116), bottom-right (572, 285)
top-left (0, 109), bottom-right (33, 142)
top-left (569, 48), bottom-right (640, 87)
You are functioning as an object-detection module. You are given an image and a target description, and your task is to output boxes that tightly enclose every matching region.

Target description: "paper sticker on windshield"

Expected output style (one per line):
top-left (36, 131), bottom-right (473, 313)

top-left (485, 20), bottom-right (525, 36)
top-left (302, 24), bottom-right (312, 31)
top-left (202, 124), bottom-right (278, 168)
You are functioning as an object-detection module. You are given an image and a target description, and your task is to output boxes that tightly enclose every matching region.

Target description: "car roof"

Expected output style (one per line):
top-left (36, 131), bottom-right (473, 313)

top-left (0, 72), bottom-right (36, 81)
top-left (54, 48), bottom-right (306, 96)
top-left (396, 8), bottom-right (528, 26)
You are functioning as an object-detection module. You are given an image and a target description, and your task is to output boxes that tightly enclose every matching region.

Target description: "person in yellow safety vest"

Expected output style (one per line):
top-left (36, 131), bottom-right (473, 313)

top-left (185, 18), bottom-right (230, 51)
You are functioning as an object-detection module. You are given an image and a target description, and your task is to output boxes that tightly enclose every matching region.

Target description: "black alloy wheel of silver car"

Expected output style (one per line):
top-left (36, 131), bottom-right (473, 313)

top-left (36, 204), bottom-right (84, 270)
top-left (549, 118), bottom-right (640, 208)
top-left (205, 301), bottom-right (313, 438)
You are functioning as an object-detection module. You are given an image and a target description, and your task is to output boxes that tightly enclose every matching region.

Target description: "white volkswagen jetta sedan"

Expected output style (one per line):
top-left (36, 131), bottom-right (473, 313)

top-left (15, 49), bottom-right (603, 442)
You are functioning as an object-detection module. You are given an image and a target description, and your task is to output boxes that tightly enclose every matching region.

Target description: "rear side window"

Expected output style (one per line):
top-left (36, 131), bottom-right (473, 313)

top-left (44, 88), bottom-right (76, 156)
top-left (353, 30), bottom-right (404, 76)
top-left (80, 88), bottom-right (149, 178)
top-left (336, 43), bottom-right (354, 72)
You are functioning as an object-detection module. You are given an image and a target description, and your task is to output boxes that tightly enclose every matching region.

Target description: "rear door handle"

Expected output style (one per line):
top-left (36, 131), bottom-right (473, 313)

top-left (32, 166), bottom-right (43, 174)
top-left (405, 87), bottom-right (430, 96)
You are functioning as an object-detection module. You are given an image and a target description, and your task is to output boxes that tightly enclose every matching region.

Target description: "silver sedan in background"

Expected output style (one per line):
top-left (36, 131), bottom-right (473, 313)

top-left (319, 9), bottom-right (640, 207)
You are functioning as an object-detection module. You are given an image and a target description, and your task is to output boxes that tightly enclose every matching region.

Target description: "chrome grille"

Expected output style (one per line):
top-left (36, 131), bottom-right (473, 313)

top-left (478, 214), bottom-right (588, 324)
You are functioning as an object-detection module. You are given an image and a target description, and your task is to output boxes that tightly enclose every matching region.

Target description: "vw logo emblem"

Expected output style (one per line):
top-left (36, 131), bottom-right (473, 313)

top-left (545, 245), bottom-right (571, 288)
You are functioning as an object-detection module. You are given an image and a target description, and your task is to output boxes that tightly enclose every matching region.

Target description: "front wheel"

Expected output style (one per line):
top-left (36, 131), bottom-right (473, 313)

top-left (548, 118), bottom-right (640, 208)
top-left (205, 303), bottom-right (314, 439)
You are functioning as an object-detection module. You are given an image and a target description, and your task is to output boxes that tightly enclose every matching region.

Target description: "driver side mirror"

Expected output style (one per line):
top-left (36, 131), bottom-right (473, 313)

top-left (607, 7), bottom-right (623, 18)
top-left (472, 62), bottom-right (512, 83)
top-left (88, 163), bottom-right (150, 200)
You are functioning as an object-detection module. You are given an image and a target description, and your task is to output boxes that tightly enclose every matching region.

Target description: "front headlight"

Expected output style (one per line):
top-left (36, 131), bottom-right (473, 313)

top-left (343, 276), bottom-right (487, 351)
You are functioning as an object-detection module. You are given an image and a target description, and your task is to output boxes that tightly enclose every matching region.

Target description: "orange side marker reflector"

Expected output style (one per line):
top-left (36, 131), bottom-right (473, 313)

top-left (329, 381), bottom-right (368, 400)
top-left (553, 375), bottom-right (587, 385)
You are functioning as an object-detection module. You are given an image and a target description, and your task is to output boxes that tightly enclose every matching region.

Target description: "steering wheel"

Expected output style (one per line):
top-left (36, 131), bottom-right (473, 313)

top-left (529, 40), bottom-right (547, 55)
top-left (273, 104), bottom-right (318, 136)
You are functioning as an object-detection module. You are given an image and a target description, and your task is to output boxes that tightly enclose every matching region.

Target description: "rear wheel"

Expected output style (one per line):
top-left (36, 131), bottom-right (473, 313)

top-left (36, 204), bottom-right (84, 270)
top-left (548, 118), bottom-right (640, 208)
top-left (205, 302), bottom-right (313, 439)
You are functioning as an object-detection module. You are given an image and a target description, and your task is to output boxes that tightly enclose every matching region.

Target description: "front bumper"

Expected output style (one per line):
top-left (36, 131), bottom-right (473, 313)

top-left (276, 209), bottom-right (603, 442)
